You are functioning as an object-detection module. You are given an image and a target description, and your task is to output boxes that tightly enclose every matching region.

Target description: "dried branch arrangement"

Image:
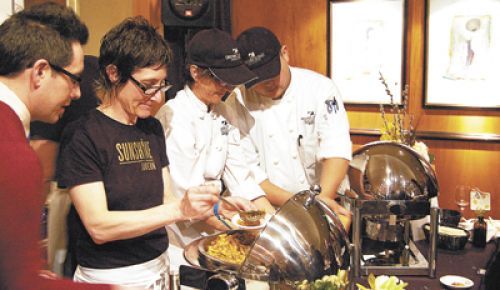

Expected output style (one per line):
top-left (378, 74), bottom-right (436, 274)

top-left (378, 71), bottom-right (415, 146)
top-left (378, 72), bottom-right (433, 163)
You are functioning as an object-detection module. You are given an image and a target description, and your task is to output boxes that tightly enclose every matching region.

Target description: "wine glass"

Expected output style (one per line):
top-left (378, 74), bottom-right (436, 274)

top-left (454, 185), bottom-right (471, 212)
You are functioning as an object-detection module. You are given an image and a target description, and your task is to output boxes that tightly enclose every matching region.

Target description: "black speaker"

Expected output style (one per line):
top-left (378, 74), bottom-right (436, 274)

top-left (162, 0), bottom-right (216, 28)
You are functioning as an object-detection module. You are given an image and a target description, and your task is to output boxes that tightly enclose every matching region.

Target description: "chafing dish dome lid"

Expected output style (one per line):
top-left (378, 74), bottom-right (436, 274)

top-left (347, 141), bottom-right (438, 201)
top-left (185, 187), bottom-right (351, 285)
top-left (239, 187), bottom-right (350, 283)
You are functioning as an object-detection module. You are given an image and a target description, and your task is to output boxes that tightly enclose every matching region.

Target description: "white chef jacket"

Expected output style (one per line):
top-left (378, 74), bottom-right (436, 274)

top-left (224, 67), bottom-right (352, 194)
top-left (156, 85), bottom-right (265, 200)
top-left (155, 85), bottom-right (265, 246)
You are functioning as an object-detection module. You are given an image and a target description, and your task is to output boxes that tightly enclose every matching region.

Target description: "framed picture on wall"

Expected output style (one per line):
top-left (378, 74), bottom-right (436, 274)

top-left (425, 0), bottom-right (500, 109)
top-left (329, 0), bottom-right (405, 105)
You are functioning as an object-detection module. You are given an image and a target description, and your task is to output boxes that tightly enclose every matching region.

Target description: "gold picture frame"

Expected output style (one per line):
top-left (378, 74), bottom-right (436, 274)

top-left (425, 0), bottom-right (500, 109)
top-left (329, 0), bottom-right (406, 105)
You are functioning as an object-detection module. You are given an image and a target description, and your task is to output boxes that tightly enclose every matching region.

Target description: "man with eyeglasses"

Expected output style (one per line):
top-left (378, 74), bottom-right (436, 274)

top-left (155, 28), bottom-right (275, 269)
top-left (49, 63), bottom-right (83, 85)
top-left (0, 2), bottom-right (128, 290)
top-left (56, 18), bottom-right (251, 288)
top-left (30, 55), bottom-right (101, 279)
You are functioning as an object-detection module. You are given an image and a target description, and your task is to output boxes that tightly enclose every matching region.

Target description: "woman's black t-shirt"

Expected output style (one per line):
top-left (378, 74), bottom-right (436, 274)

top-left (58, 109), bottom-right (169, 269)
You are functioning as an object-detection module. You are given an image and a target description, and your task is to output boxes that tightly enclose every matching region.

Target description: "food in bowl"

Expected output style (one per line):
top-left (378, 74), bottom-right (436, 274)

top-left (238, 210), bottom-right (266, 226)
top-left (451, 281), bottom-right (466, 287)
top-left (439, 275), bottom-right (474, 289)
top-left (422, 223), bottom-right (469, 251)
top-left (437, 225), bottom-right (468, 236)
top-left (204, 232), bottom-right (256, 265)
top-left (231, 212), bottom-right (270, 230)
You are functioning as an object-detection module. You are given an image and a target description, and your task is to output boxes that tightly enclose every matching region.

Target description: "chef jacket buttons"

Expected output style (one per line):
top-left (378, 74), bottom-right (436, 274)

top-left (300, 178), bottom-right (306, 184)
top-left (216, 146), bottom-right (222, 151)
top-left (273, 160), bottom-right (279, 165)
top-left (292, 153), bottom-right (297, 159)
top-left (268, 133), bottom-right (273, 138)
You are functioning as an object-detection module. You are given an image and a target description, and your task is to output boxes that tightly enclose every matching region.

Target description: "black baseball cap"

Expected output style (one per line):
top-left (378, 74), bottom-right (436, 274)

top-left (186, 28), bottom-right (257, 86)
top-left (236, 27), bottom-right (282, 88)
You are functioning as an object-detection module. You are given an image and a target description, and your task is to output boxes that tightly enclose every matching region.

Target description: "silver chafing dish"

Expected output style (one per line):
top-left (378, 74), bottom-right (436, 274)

top-left (183, 186), bottom-right (351, 289)
top-left (343, 141), bottom-right (439, 277)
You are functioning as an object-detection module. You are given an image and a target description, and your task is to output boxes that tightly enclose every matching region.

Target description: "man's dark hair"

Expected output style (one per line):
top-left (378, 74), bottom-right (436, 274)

top-left (19, 2), bottom-right (88, 44)
top-left (97, 16), bottom-right (172, 90)
top-left (0, 2), bottom-right (88, 76)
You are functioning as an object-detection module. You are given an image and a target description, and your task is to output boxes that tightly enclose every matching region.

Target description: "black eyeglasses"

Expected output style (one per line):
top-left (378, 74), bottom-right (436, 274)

top-left (49, 63), bottom-right (82, 84)
top-left (129, 75), bottom-right (172, 96)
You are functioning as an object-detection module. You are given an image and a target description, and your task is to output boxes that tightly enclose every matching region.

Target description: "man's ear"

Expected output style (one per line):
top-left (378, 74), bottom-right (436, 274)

top-left (105, 64), bottom-right (120, 83)
top-left (189, 65), bottom-right (200, 81)
top-left (280, 45), bottom-right (290, 63)
top-left (31, 59), bottom-right (51, 89)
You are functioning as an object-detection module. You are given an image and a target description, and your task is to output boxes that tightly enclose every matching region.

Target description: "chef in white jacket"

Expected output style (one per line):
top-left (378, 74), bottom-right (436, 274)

top-left (155, 28), bottom-right (274, 269)
top-left (225, 27), bottom-right (352, 224)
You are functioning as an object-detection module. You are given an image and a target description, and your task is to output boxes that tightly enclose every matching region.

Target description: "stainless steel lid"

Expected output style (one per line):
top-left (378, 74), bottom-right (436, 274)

top-left (347, 141), bottom-right (438, 202)
top-left (240, 187), bottom-right (350, 283)
top-left (184, 186), bottom-right (351, 285)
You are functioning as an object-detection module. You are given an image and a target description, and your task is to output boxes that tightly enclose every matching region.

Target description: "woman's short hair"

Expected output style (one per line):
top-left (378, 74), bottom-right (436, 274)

top-left (96, 16), bottom-right (172, 103)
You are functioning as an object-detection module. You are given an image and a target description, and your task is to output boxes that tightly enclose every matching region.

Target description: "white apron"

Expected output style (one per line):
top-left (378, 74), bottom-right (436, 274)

top-left (74, 251), bottom-right (169, 290)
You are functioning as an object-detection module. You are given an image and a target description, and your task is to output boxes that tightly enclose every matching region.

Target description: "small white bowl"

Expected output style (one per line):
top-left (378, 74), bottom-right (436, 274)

top-left (440, 275), bottom-right (474, 289)
top-left (231, 213), bottom-right (271, 230)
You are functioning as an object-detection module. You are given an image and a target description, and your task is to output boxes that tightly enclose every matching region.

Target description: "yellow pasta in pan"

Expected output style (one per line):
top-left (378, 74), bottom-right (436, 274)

top-left (205, 233), bottom-right (251, 265)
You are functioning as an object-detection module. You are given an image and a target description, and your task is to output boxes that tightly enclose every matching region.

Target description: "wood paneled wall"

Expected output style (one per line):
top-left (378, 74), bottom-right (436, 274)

top-left (24, 0), bottom-right (65, 8)
top-left (132, 0), bottom-right (163, 33)
top-left (132, 0), bottom-right (500, 219)
top-left (231, 0), bottom-right (500, 218)
top-left (80, 0), bottom-right (133, 56)
top-left (232, 0), bottom-right (328, 74)
top-left (25, 0), bottom-right (498, 218)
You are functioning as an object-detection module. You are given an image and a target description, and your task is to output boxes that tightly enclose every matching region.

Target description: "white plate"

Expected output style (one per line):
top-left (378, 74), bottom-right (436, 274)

top-left (440, 275), bottom-right (474, 289)
top-left (231, 213), bottom-right (271, 230)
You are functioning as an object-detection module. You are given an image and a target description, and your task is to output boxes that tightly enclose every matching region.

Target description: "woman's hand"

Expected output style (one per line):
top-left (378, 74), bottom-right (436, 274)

top-left (218, 196), bottom-right (256, 219)
top-left (180, 184), bottom-right (219, 221)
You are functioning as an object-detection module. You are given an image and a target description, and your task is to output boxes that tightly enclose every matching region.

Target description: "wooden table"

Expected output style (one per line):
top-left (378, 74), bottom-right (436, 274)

top-left (179, 239), bottom-right (498, 289)
top-left (353, 239), bottom-right (498, 290)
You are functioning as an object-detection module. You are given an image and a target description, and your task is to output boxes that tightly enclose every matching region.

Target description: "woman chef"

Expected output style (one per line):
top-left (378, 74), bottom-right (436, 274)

top-left (155, 28), bottom-right (274, 269)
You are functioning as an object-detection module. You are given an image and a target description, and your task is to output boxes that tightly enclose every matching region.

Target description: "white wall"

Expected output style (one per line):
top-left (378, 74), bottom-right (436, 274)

top-left (0, 0), bottom-right (23, 24)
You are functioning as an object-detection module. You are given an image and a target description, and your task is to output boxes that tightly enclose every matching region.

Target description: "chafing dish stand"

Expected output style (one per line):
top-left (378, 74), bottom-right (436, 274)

top-left (347, 197), bottom-right (439, 278)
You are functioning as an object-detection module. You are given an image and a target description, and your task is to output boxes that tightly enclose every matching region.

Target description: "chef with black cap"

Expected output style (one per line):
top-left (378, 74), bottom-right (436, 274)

top-left (225, 27), bottom-right (352, 226)
top-left (155, 28), bottom-right (275, 269)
